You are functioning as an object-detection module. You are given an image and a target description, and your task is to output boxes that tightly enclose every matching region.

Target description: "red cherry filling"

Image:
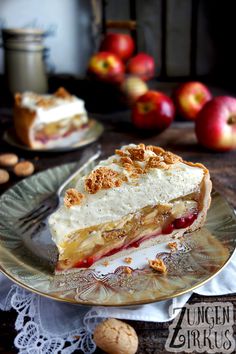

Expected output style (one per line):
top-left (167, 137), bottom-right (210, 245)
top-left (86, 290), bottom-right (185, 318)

top-left (185, 212), bottom-right (198, 224)
top-left (174, 217), bottom-right (187, 229)
top-left (162, 223), bottom-right (174, 234)
top-left (174, 212), bottom-right (198, 229)
top-left (74, 256), bottom-right (95, 268)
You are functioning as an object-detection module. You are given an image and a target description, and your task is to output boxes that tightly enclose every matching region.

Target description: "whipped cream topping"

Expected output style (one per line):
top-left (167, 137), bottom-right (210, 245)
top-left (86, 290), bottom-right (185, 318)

top-left (49, 145), bottom-right (205, 246)
top-left (20, 92), bottom-right (87, 125)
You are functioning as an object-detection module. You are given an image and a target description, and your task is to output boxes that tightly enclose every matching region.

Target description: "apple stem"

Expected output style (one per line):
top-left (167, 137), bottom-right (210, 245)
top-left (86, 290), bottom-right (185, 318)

top-left (228, 115), bottom-right (236, 125)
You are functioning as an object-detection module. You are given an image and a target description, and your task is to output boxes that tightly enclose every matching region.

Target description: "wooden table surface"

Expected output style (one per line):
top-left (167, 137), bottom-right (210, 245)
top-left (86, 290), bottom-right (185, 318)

top-left (0, 109), bottom-right (235, 353)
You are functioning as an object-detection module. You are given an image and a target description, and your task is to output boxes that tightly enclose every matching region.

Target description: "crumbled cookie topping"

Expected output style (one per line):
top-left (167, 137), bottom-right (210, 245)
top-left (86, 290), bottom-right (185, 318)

top-left (64, 188), bottom-right (85, 207)
top-left (130, 170), bottom-right (144, 179)
top-left (114, 144), bottom-right (182, 175)
top-left (146, 145), bottom-right (165, 154)
top-left (22, 87), bottom-right (74, 110)
top-left (124, 267), bottom-right (132, 275)
top-left (137, 143), bottom-right (146, 149)
top-left (102, 260), bottom-right (109, 267)
top-left (131, 162), bottom-right (145, 175)
top-left (120, 156), bottom-right (133, 165)
top-left (36, 87), bottom-right (73, 107)
top-left (85, 167), bottom-right (124, 194)
top-left (168, 241), bottom-right (178, 251)
top-left (54, 87), bottom-right (72, 100)
top-left (145, 156), bottom-right (169, 170)
top-left (163, 151), bottom-right (182, 164)
top-left (36, 98), bottom-right (55, 108)
top-left (155, 161), bottom-right (170, 170)
top-left (118, 156), bottom-right (145, 178)
top-left (146, 155), bottom-right (163, 166)
top-left (148, 258), bottom-right (167, 273)
top-left (122, 163), bottom-right (133, 172)
top-left (83, 144), bottom-right (201, 194)
top-left (124, 257), bottom-right (132, 264)
top-left (127, 147), bottom-right (145, 161)
top-left (115, 149), bottom-right (128, 157)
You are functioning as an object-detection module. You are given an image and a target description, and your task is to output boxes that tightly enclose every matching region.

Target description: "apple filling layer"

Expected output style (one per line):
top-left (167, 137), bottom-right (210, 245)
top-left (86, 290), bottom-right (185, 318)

top-left (56, 191), bottom-right (200, 271)
top-left (34, 114), bottom-right (88, 143)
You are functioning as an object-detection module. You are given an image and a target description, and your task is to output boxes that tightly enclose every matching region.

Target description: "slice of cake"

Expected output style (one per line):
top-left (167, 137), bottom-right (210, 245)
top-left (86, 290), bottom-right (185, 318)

top-left (49, 144), bottom-right (212, 272)
top-left (14, 87), bottom-right (89, 149)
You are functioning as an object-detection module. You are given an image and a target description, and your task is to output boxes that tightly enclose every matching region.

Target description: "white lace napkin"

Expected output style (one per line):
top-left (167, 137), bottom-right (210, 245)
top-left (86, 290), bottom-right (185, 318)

top-left (0, 249), bottom-right (235, 354)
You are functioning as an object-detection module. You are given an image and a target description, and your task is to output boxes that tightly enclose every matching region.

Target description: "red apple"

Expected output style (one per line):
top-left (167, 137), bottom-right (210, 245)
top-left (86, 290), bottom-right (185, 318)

top-left (195, 96), bottom-right (236, 152)
top-left (173, 82), bottom-right (212, 120)
top-left (120, 76), bottom-right (148, 105)
top-left (88, 52), bottom-right (125, 83)
top-left (132, 90), bottom-right (175, 131)
top-left (100, 33), bottom-right (134, 61)
top-left (127, 53), bottom-right (155, 81)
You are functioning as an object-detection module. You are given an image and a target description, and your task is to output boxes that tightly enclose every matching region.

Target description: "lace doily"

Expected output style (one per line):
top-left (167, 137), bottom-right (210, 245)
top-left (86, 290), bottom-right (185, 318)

top-left (0, 276), bottom-right (192, 354)
top-left (0, 281), bottom-right (97, 354)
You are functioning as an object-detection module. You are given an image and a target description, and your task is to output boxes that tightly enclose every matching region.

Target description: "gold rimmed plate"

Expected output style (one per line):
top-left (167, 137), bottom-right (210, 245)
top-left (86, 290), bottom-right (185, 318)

top-left (3, 118), bottom-right (104, 152)
top-left (0, 162), bottom-right (235, 306)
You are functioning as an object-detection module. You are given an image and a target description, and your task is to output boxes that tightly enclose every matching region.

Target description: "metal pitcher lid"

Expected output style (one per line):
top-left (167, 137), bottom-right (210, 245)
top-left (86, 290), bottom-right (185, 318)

top-left (2, 28), bottom-right (45, 36)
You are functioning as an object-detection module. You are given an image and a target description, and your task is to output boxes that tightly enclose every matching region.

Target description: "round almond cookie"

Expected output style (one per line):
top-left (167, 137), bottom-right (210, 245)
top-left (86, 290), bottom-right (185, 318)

top-left (14, 161), bottom-right (35, 177)
top-left (0, 153), bottom-right (19, 167)
top-left (93, 318), bottom-right (138, 354)
top-left (0, 169), bottom-right (10, 184)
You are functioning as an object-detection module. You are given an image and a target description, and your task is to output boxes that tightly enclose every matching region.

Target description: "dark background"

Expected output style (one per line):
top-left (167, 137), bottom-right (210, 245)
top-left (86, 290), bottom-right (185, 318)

top-left (1, 0), bottom-right (236, 113)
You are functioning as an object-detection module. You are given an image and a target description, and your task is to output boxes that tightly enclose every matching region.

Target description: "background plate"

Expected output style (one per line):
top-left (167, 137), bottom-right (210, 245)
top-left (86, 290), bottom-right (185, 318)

top-left (3, 119), bottom-right (104, 152)
top-left (0, 163), bottom-right (235, 306)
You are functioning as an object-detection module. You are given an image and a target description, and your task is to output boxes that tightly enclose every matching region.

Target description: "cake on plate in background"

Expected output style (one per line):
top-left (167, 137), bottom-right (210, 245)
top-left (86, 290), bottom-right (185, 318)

top-left (13, 87), bottom-right (89, 149)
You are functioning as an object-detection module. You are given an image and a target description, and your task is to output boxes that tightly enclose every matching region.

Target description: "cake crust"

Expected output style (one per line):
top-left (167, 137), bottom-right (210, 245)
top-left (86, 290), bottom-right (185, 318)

top-left (14, 93), bottom-right (37, 148)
